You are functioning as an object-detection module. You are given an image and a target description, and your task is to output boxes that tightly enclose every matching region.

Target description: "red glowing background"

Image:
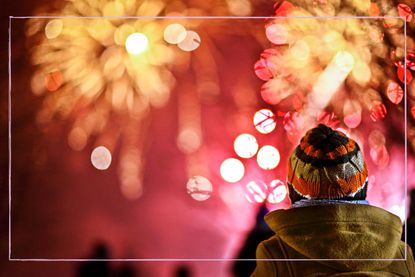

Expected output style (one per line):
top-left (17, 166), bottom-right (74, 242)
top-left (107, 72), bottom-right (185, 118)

top-left (1, 0), bottom-right (415, 276)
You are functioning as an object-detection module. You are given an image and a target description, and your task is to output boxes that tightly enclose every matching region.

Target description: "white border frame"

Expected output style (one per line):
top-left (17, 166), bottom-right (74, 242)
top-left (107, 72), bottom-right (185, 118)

top-left (8, 15), bottom-right (408, 262)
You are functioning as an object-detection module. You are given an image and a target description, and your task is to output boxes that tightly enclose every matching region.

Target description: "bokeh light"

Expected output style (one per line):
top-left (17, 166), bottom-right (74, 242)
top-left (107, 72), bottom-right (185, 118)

top-left (397, 3), bottom-right (413, 22)
top-left (256, 145), bottom-right (280, 170)
top-left (178, 31), bottom-right (201, 52)
top-left (283, 111), bottom-right (303, 132)
top-left (351, 62), bottom-right (371, 85)
top-left (290, 40), bottom-right (310, 61)
top-left (343, 99), bottom-right (362, 129)
top-left (44, 19), bottom-right (63, 39)
top-left (265, 24), bottom-right (288, 45)
top-left (91, 146), bottom-right (112, 170)
top-left (220, 158), bottom-right (245, 183)
top-left (368, 129), bottom-right (386, 148)
top-left (397, 63), bottom-right (412, 84)
top-left (317, 111), bottom-right (340, 129)
top-left (233, 134), bottom-right (259, 159)
top-left (177, 128), bottom-right (202, 154)
top-left (334, 51), bottom-right (355, 73)
top-left (254, 58), bottom-right (277, 81)
top-left (253, 109), bottom-right (276, 134)
top-left (386, 81), bottom-right (404, 104)
top-left (244, 180), bottom-right (268, 203)
top-left (44, 70), bottom-right (63, 92)
top-left (227, 0), bottom-right (252, 16)
top-left (370, 144), bottom-right (390, 169)
top-left (186, 176), bottom-right (213, 201)
top-left (368, 129), bottom-right (389, 168)
top-left (283, 111), bottom-right (304, 144)
top-left (260, 77), bottom-right (292, 105)
top-left (369, 103), bottom-right (387, 122)
top-left (163, 23), bottom-right (187, 44)
top-left (119, 147), bottom-right (144, 200)
top-left (125, 32), bottom-right (149, 55)
top-left (267, 179), bottom-right (287, 204)
top-left (68, 127), bottom-right (87, 151)
top-left (121, 177), bottom-right (143, 200)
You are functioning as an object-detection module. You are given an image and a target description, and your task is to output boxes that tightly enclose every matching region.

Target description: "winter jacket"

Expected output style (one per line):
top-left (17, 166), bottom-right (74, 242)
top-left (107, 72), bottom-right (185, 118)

top-left (251, 204), bottom-right (415, 276)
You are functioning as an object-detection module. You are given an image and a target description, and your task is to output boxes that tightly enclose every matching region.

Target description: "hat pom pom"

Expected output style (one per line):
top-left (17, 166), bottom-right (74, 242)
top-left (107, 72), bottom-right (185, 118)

top-left (307, 124), bottom-right (337, 149)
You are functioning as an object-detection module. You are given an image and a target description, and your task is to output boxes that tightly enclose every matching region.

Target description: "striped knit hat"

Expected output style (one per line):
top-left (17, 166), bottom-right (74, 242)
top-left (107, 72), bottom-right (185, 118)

top-left (287, 124), bottom-right (368, 202)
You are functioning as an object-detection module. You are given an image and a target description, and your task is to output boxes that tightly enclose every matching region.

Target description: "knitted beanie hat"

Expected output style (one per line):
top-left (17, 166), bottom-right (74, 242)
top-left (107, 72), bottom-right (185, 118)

top-left (287, 124), bottom-right (368, 201)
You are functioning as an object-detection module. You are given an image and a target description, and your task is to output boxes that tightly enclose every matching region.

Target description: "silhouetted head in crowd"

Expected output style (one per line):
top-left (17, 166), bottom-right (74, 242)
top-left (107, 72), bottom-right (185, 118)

top-left (175, 264), bottom-right (192, 277)
top-left (77, 242), bottom-right (111, 277)
top-left (92, 241), bottom-right (109, 259)
top-left (287, 124), bottom-right (368, 204)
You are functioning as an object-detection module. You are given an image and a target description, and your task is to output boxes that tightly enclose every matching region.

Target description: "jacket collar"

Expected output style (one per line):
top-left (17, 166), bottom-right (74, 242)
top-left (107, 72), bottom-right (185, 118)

top-left (264, 204), bottom-right (403, 270)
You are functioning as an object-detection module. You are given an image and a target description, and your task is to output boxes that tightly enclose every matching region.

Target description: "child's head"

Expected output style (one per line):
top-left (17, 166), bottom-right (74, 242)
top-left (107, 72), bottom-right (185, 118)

top-left (287, 124), bottom-right (368, 204)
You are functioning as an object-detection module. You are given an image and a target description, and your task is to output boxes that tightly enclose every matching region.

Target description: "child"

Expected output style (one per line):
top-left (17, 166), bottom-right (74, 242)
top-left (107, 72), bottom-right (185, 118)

top-left (252, 124), bottom-right (415, 276)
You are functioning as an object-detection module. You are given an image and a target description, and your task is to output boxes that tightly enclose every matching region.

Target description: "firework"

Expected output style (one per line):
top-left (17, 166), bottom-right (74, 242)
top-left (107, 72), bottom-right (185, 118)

top-left (26, 0), bottom-right (262, 199)
top-left (255, 0), bottom-right (415, 164)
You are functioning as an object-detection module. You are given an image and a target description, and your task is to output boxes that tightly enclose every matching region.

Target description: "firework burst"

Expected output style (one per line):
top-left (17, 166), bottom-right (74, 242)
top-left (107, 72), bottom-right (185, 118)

top-left (255, 0), bottom-right (415, 168)
top-left (26, 0), bottom-right (262, 199)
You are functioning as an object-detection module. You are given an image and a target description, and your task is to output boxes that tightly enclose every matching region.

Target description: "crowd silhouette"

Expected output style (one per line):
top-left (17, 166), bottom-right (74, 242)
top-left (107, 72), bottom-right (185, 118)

top-left (77, 242), bottom-right (135, 277)
top-left (75, 188), bottom-right (415, 277)
top-left (76, 243), bottom-right (194, 277)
